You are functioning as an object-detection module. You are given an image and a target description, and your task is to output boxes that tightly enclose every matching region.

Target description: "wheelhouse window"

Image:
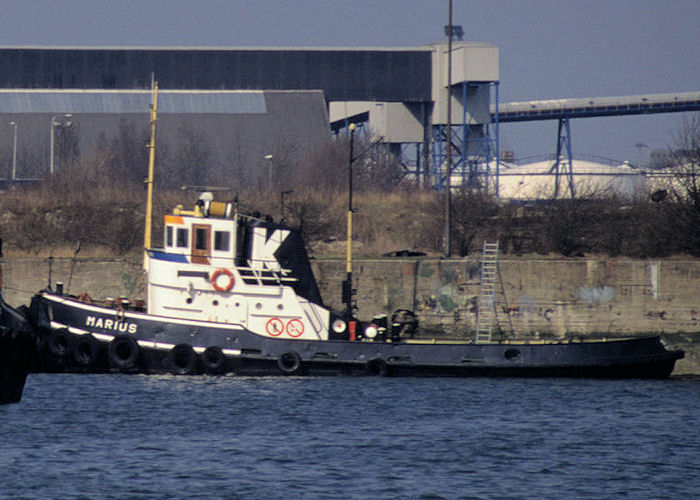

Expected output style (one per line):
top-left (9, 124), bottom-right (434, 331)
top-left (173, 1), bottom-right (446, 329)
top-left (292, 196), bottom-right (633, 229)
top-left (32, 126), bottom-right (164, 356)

top-left (176, 228), bottom-right (188, 248)
top-left (166, 226), bottom-right (173, 247)
top-left (195, 227), bottom-right (208, 250)
top-left (214, 231), bottom-right (230, 251)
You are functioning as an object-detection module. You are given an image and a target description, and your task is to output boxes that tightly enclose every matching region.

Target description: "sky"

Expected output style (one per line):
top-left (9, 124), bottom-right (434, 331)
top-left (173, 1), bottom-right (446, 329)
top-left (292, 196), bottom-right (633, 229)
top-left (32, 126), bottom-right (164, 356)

top-left (0, 0), bottom-right (698, 164)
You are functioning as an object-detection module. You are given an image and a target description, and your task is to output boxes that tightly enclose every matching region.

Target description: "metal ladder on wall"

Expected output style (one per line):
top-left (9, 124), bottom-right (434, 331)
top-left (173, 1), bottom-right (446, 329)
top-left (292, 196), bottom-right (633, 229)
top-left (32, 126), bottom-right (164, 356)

top-left (475, 241), bottom-right (499, 343)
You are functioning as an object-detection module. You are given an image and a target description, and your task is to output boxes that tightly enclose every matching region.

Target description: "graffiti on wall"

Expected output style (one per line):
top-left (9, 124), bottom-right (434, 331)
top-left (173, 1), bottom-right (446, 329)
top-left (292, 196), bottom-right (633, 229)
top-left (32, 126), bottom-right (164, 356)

top-left (121, 272), bottom-right (139, 297)
top-left (507, 295), bottom-right (555, 322)
top-left (577, 286), bottom-right (615, 304)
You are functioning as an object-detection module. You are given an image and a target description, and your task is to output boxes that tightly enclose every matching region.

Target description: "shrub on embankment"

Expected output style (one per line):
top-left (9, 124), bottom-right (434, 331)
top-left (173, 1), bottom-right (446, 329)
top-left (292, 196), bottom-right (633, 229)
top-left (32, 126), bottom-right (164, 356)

top-left (2, 121), bottom-right (700, 258)
top-left (1, 177), bottom-right (699, 259)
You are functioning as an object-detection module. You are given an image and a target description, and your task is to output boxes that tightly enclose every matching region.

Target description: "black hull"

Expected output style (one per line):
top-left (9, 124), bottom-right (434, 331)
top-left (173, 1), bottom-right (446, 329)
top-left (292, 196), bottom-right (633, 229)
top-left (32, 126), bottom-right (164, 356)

top-left (0, 369), bottom-right (27, 404)
top-left (0, 295), bottom-right (34, 404)
top-left (26, 291), bottom-right (684, 379)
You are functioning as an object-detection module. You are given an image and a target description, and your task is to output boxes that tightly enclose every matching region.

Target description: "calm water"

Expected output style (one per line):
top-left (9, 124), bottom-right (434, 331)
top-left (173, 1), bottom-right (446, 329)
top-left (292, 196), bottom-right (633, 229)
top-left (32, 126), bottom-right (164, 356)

top-left (1, 374), bottom-right (698, 499)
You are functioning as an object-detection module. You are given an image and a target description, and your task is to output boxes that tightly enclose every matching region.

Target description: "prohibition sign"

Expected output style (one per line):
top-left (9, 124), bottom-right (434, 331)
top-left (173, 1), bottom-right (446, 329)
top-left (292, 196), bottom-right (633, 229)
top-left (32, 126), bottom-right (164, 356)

top-left (266, 318), bottom-right (284, 336)
top-left (286, 319), bottom-right (304, 338)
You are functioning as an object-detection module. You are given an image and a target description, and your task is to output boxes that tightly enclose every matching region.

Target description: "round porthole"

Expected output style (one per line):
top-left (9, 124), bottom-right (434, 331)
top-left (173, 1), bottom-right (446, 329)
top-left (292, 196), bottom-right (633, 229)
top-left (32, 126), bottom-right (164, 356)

top-left (504, 348), bottom-right (521, 361)
top-left (277, 304), bottom-right (284, 310)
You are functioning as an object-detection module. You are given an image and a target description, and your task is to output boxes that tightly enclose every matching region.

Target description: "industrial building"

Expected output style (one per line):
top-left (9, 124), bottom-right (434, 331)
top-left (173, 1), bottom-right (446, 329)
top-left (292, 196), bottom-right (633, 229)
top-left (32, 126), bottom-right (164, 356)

top-left (0, 88), bottom-right (330, 185)
top-left (495, 158), bottom-right (647, 201)
top-left (0, 44), bottom-right (697, 197)
top-left (0, 43), bottom-right (497, 189)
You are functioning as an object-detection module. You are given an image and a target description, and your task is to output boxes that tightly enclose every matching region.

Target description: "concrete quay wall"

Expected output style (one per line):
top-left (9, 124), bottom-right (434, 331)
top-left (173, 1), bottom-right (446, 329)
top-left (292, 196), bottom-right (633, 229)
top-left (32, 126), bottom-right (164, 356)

top-left (315, 258), bottom-right (700, 336)
top-left (2, 256), bottom-right (698, 375)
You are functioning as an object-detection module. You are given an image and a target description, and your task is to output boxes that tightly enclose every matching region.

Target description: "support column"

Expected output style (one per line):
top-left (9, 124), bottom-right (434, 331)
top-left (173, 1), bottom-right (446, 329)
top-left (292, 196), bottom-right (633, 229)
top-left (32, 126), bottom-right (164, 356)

top-left (552, 117), bottom-right (574, 198)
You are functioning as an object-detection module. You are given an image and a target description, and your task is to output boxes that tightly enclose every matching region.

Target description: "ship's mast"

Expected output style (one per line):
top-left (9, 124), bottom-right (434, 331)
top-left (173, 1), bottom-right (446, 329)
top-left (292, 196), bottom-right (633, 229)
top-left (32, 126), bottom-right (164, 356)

top-left (342, 124), bottom-right (356, 319)
top-left (143, 80), bottom-right (158, 264)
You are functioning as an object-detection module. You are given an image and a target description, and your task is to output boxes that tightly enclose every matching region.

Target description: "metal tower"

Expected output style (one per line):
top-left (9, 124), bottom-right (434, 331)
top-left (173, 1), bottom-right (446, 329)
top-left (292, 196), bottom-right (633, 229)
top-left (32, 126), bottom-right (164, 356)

top-left (430, 81), bottom-right (499, 192)
top-left (551, 117), bottom-right (575, 198)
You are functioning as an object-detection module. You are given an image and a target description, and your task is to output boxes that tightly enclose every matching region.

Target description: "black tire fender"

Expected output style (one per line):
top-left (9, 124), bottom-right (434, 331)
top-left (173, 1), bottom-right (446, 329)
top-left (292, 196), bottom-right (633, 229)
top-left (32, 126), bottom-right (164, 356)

top-left (166, 343), bottom-right (198, 375)
top-left (108, 334), bottom-right (140, 371)
top-left (47, 328), bottom-right (71, 358)
top-left (277, 351), bottom-right (302, 375)
top-left (201, 346), bottom-right (226, 374)
top-left (365, 357), bottom-right (388, 376)
top-left (72, 334), bottom-right (98, 366)
top-left (200, 345), bottom-right (226, 375)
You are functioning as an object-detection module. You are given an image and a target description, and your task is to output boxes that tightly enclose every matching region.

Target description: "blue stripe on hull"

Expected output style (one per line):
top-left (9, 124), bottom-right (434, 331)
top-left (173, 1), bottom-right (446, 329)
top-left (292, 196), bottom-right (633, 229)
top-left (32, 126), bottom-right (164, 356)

top-left (148, 250), bottom-right (188, 263)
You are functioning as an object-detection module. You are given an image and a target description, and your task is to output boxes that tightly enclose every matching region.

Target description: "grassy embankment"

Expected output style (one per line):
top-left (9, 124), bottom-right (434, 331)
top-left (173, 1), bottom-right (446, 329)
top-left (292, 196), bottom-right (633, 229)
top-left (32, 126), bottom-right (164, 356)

top-left (0, 180), bottom-right (449, 259)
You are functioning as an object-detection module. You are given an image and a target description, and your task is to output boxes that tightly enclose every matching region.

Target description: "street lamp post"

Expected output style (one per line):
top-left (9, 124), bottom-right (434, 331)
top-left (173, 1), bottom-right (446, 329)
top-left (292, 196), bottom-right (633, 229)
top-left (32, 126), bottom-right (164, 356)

top-left (444, 0), bottom-right (453, 257)
top-left (279, 189), bottom-right (293, 222)
top-left (265, 154), bottom-right (273, 190)
top-left (49, 114), bottom-right (72, 176)
top-left (635, 142), bottom-right (649, 168)
top-left (9, 121), bottom-right (17, 181)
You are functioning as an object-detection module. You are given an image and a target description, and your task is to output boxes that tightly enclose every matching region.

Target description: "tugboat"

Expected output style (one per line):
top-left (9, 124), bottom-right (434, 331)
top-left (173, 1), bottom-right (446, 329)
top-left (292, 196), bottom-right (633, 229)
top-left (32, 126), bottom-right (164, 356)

top-left (0, 239), bottom-right (34, 403)
top-left (10, 85), bottom-right (687, 378)
top-left (21, 192), bottom-right (683, 378)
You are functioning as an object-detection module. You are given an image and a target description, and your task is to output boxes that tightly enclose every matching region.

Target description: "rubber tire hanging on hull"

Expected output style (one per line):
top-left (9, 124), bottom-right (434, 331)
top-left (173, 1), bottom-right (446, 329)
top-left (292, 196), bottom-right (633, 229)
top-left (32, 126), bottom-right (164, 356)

top-left (47, 329), bottom-right (71, 358)
top-left (166, 344), bottom-right (198, 375)
top-left (108, 335), bottom-right (139, 371)
top-left (277, 351), bottom-right (302, 375)
top-left (201, 346), bottom-right (225, 374)
top-left (365, 357), bottom-right (388, 376)
top-left (72, 334), bottom-right (98, 366)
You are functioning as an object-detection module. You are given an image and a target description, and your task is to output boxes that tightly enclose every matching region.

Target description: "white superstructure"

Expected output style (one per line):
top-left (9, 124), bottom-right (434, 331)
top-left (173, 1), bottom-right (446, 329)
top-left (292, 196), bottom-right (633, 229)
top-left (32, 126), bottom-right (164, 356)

top-left (144, 197), bottom-right (330, 341)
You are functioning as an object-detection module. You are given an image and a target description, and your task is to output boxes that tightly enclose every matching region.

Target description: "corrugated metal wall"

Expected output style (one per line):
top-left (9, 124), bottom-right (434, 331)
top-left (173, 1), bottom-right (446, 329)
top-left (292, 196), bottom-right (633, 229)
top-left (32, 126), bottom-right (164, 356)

top-left (0, 90), bottom-right (267, 114)
top-left (0, 48), bottom-right (432, 102)
top-left (0, 90), bottom-right (329, 183)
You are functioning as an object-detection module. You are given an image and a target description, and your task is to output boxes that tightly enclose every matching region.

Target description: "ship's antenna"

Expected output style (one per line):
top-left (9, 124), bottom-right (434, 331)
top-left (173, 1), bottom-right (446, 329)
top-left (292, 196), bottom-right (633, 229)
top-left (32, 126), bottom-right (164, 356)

top-left (143, 77), bottom-right (158, 267)
top-left (47, 254), bottom-right (53, 290)
top-left (66, 241), bottom-right (81, 295)
top-left (341, 126), bottom-right (382, 320)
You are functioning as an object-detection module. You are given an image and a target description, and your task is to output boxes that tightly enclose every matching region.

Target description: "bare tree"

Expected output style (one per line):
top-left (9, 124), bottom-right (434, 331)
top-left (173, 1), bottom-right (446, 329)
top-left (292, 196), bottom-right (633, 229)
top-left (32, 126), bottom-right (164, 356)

top-left (101, 121), bottom-right (150, 183)
top-left (666, 115), bottom-right (700, 198)
top-left (450, 190), bottom-right (499, 256)
top-left (666, 114), bottom-right (700, 255)
top-left (167, 126), bottom-right (211, 187)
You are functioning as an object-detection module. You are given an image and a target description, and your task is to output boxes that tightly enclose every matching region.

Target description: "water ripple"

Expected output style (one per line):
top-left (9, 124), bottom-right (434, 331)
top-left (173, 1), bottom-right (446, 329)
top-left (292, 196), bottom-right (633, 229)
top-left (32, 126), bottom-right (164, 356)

top-left (1, 375), bottom-right (698, 499)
